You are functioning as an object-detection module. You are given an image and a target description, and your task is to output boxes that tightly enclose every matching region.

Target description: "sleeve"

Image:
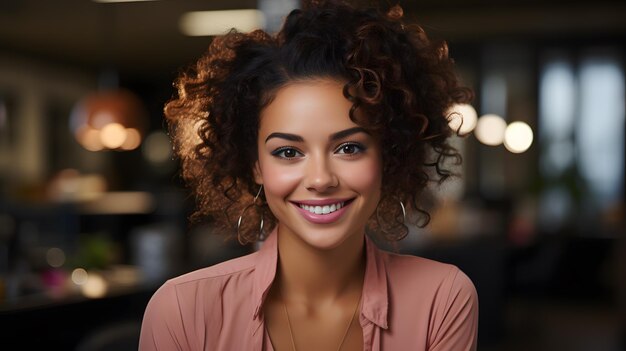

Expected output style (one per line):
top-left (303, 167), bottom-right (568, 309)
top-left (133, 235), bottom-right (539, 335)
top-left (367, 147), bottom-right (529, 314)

top-left (429, 267), bottom-right (479, 351)
top-left (138, 281), bottom-right (191, 351)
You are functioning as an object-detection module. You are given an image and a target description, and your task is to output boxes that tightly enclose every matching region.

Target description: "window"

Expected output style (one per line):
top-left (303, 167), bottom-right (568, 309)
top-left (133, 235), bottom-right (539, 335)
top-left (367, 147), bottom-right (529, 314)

top-left (539, 48), bottom-right (624, 230)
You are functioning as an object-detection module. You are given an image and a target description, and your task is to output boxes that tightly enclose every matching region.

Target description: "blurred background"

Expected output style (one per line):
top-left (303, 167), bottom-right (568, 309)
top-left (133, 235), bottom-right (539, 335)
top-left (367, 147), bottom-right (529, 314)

top-left (0, 0), bottom-right (624, 350)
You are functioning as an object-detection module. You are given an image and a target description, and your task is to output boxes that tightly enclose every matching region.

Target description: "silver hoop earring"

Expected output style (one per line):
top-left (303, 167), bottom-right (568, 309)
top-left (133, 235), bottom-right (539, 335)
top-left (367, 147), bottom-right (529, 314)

top-left (399, 200), bottom-right (406, 222)
top-left (237, 185), bottom-right (264, 244)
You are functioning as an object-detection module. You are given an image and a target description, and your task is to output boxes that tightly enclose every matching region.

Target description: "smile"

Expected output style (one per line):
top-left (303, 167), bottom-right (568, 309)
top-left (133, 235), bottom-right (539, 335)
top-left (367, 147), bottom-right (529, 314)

top-left (298, 201), bottom-right (345, 215)
top-left (290, 198), bottom-right (355, 224)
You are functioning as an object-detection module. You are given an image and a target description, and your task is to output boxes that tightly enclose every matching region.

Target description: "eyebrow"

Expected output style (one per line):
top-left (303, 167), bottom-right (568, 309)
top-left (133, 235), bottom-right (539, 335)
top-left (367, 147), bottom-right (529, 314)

top-left (329, 127), bottom-right (369, 141)
top-left (264, 133), bottom-right (304, 143)
top-left (264, 127), bottom-right (369, 143)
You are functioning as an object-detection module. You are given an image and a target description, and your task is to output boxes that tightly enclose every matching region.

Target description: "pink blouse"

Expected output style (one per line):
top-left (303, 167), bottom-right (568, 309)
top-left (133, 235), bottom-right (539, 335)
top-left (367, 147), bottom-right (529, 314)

top-left (139, 228), bottom-right (478, 350)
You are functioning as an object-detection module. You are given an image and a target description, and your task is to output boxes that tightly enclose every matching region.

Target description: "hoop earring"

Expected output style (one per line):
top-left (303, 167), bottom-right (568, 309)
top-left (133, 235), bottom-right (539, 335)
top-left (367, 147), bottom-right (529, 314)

top-left (237, 185), bottom-right (264, 244)
top-left (375, 196), bottom-right (407, 223)
top-left (371, 195), bottom-right (409, 242)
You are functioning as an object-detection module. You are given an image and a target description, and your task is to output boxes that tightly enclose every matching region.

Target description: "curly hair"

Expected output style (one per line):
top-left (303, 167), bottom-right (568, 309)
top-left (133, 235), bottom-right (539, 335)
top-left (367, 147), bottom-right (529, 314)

top-left (165, 0), bottom-right (472, 244)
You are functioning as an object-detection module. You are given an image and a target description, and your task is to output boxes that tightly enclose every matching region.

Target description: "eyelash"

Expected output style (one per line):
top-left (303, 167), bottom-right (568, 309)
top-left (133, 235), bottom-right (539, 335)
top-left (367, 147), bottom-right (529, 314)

top-left (271, 146), bottom-right (304, 159)
top-left (335, 142), bottom-right (366, 155)
top-left (270, 142), bottom-right (366, 159)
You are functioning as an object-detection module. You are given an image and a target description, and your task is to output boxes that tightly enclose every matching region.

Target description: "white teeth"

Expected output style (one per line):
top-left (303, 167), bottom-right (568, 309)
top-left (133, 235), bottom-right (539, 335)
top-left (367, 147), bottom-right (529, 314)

top-left (299, 201), bottom-right (346, 215)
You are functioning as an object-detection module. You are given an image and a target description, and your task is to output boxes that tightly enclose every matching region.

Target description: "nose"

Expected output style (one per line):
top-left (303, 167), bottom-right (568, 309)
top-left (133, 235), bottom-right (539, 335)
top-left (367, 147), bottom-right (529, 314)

top-left (304, 154), bottom-right (339, 192)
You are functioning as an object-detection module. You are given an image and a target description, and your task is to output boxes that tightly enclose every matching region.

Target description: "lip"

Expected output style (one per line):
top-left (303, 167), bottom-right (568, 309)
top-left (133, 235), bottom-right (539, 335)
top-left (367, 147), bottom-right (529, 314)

top-left (290, 198), bottom-right (353, 206)
top-left (290, 198), bottom-right (355, 225)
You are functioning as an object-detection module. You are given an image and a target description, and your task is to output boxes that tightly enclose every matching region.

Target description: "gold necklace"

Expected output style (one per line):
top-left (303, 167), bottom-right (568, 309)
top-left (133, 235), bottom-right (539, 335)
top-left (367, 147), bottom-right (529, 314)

top-left (280, 289), bottom-right (362, 351)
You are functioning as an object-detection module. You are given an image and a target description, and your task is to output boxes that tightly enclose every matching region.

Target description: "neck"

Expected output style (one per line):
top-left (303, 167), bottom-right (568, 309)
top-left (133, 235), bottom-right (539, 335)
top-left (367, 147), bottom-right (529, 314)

top-left (275, 224), bottom-right (366, 304)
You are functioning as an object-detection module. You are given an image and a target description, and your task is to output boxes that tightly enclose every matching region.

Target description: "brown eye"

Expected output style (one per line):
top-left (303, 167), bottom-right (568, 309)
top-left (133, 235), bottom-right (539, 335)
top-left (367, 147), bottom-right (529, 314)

top-left (341, 145), bottom-right (357, 154)
top-left (336, 142), bottom-right (365, 155)
top-left (271, 147), bottom-right (303, 159)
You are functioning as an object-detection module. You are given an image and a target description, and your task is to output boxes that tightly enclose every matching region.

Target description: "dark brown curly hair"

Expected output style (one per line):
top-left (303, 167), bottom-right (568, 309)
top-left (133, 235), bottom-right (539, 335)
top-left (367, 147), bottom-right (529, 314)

top-left (165, 0), bottom-right (472, 244)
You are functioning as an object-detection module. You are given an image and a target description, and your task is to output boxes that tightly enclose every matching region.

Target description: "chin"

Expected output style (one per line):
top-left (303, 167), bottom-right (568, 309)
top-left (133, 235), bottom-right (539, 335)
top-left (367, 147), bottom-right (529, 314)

top-left (291, 224), bottom-right (362, 251)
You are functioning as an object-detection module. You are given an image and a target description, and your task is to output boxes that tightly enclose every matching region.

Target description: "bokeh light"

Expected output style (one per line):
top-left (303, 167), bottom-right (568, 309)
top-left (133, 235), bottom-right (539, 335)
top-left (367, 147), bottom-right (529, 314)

top-left (100, 123), bottom-right (127, 149)
top-left (447, 103), bottom-right (478, 135)
top-left (77, 126), bottom-right (104, 151)
top-left (504, 121), bottom-right (534, 153)
top-left (69, 89), bottom-right (148, 152)
top-left (475, 114), bottom-right (507, 146)
top-left (81, 272), bottom-right (108, 298)
top-left (120, 128), bottom-right (142, 150)
top-left (46, 247), bottom-right (66, 268)
top-left (71, 268), bottom-right (89, 285)
top-left (143, 131), bottom-right (173, 164)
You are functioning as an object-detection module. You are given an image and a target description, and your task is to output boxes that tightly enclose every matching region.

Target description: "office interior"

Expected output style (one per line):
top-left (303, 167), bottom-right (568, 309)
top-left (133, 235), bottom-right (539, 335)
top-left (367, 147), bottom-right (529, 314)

top-left (0, 0), bottom-right (625, 350)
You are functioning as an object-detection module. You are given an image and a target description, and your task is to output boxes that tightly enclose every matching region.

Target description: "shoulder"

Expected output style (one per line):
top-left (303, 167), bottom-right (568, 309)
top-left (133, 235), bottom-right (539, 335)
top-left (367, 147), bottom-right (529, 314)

top-left (139, 252), bottom-right (260, 349)
top-left (383, 250), bottom-right (478, 305)
top-left (167, 250), bottom-right (259, 287)
top-left (143, 251), bottom-right (259, 319)
top-left (384, 251), bottom-right (466, 284)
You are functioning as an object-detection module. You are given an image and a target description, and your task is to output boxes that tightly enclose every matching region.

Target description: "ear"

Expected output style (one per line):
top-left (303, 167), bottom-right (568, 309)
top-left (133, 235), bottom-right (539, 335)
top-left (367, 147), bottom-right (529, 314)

top-left (253, 160), bottom-right (264, 185)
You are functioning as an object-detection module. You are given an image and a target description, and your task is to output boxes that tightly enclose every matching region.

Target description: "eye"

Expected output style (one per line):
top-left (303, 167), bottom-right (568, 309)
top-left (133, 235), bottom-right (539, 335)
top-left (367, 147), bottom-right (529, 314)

top-left (271, 147), bottom-right (303, 159)
top-left (335, 142), bottom-right (365, 155)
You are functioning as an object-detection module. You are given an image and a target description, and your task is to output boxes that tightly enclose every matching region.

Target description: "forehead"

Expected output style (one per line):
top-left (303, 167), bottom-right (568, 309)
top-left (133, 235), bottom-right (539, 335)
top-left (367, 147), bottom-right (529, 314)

top-left (259, 79), bottom-right (359, 138)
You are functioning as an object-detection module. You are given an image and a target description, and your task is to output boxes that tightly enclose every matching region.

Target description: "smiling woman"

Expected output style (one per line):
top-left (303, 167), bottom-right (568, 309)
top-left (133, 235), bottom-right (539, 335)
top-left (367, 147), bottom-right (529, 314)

top-left (139, 1), bottom-right (478, 350)
top-left (255, 80), bottom-right (382, 252)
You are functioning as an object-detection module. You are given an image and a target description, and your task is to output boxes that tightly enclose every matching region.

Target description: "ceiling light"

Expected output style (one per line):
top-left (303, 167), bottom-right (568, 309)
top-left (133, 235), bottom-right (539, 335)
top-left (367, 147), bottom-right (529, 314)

top-left (70, 89), bottom-right (148, 152)
top-left (100, 123), bottom-right (128, 149)
top-left (179, 10), bottom-right (266, 36)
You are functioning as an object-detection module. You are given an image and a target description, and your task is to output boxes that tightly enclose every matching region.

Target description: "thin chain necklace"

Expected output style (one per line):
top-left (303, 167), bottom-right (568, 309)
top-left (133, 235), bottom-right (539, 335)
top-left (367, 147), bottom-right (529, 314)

top-left (280, 288), bottom-right (362, 351)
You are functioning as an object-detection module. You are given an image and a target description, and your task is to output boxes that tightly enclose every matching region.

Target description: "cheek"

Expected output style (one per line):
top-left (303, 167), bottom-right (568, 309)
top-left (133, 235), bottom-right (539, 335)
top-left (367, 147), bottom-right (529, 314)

top-left (258, 158), bottom-right (301, 200)
top-left (339, 157), bottom-right (382, 197)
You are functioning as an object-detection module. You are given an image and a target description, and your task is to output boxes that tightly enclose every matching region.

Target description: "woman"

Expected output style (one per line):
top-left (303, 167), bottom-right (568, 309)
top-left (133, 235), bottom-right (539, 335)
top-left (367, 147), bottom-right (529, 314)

top-left (139, 1), bottom-right (478, 350)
